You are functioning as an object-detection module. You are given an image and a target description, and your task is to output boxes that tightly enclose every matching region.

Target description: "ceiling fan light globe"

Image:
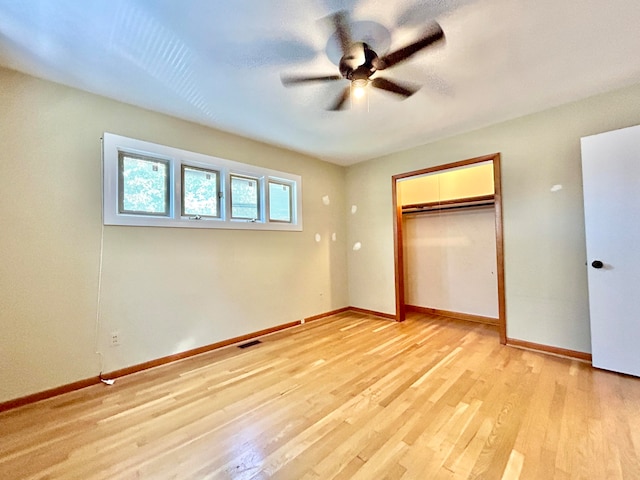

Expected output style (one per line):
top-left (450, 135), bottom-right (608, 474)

top-left (352, 78), bottom-right (368, 99)
top-left (352, 79), bottom-right (368, 89)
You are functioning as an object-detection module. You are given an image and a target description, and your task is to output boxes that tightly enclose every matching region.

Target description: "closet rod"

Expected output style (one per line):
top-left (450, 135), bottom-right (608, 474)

top-left (402, 194), bottom-right (494, 215)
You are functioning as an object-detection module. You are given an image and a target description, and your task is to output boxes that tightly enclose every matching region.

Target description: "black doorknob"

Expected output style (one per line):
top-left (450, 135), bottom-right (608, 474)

top-left (591, 260), bottom-right (604, 269)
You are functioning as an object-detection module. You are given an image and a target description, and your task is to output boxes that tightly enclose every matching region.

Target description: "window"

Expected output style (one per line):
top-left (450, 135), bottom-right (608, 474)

top-left (118, 153), bottom-right (170, 216)
top-left (231, 175), bottom-right (259, 220)
top-left (103, 133), bottom-right (302, 231)
top-left (182, 165), bottom-right (220, 218)
top-left (268, 180), bottom-right (292, 223)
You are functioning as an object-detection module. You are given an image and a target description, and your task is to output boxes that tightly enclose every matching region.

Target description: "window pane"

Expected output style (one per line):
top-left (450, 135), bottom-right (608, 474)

top-left (269, 181), bottom-right (292, 222)
top-left (231, 175), bottom-right (259, 219)
top-left (119, 154), bottom-right (169, 215)
top-left (182, 166), bottom-right (219, 217)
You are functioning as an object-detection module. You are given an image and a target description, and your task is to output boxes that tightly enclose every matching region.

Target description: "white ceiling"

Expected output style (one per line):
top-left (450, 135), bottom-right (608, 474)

top-left (1, 0), bottom-right (640, 165)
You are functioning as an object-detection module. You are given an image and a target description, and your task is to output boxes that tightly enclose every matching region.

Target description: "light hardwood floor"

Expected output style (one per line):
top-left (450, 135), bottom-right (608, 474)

top-left (1, 312), bottom-right (639, 479)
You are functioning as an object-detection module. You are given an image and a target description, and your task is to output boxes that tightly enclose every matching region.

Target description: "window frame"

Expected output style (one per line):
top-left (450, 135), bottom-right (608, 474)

top-left (118, 151), bottom-right (171, 217)
top-left (103, 132), bottom-right (302, 231)
top-left (229, 174), bottom-right (261, 221)
top-left (267, 179), bottom-right (293, 223)
top-left (181, 164), bottom-right (221, 219)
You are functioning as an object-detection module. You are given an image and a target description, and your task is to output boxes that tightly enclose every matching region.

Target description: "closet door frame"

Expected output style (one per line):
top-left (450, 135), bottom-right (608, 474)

top-left (391, 153), bottom-right (506, 344)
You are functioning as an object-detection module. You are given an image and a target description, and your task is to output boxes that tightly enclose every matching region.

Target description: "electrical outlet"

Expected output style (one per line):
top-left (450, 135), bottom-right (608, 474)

top-left (110, 331), bottom-right (121, 347)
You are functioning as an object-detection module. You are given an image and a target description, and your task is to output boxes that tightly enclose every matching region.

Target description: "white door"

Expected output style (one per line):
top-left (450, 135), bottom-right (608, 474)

top-left (581, 124), bottom-right (640, 377)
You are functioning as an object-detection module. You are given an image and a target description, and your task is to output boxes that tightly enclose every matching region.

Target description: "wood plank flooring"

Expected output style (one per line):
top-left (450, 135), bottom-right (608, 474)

top-left (1, 312), bottom-right (640, 479)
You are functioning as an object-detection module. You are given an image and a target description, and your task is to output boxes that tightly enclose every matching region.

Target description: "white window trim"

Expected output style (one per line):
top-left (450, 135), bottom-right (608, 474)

top-left (103, 133), bottom-right (302, 231)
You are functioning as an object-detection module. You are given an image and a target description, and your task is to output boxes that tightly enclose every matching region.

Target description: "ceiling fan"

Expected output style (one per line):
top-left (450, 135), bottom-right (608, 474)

top-left (281, 11), bottom-right (445, 111)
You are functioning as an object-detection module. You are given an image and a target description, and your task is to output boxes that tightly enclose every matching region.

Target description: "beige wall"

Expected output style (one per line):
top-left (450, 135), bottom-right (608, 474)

top-left (4, 63), bottom-right (640, 403)
top-left (0, 67), bottom-right (348, 402)
top-left (346, 82), bottom-right (640, 353)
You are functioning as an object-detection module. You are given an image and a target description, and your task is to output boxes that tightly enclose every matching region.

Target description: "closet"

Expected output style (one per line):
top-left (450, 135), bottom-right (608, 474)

top-left (398, 160), bottom-right (500, 325)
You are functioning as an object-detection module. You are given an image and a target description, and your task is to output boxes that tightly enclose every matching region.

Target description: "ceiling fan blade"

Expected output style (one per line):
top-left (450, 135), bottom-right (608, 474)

top-left (281, 74), bottom-right (343, 86)
top-left (371, 77), bottom-right (419, 98)
top-left (328, 86), bottom-right (351, 111)
top-left (375, 22), bottom-right (444, 70)
top-left (395, 1), bottom-right (475, 29)
top-left (330, 10), bottom-right (354, 56)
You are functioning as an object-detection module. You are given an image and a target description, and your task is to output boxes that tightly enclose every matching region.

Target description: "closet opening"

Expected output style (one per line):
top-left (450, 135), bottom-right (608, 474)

top-left (391, 153), bottom-right (506, 344)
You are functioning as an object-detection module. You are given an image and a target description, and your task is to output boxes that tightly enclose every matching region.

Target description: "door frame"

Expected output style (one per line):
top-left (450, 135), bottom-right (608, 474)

top-left (392, 152), bottom-right (507, 344)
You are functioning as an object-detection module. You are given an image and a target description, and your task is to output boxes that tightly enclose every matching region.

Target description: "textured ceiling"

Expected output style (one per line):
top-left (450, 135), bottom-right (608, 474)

top-left (1, 0), bottom-right (640, 165)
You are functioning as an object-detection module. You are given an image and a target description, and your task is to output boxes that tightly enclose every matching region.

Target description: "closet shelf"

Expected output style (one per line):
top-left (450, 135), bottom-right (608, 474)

top-left (402, 194), bottom-right (495, 214)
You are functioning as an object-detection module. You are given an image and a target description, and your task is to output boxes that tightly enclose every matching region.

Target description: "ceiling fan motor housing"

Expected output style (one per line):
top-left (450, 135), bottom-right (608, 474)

top-left (339, 42), bottom-right (378, 81)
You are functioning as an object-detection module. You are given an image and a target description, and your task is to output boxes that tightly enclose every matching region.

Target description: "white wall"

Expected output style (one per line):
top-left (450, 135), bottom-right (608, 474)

top-left (346, 82), bottom-right (640, 353)
top-left (403, 208), bottom-right (499, 317)
top-left (0, 68), bottom-right (348, 402)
